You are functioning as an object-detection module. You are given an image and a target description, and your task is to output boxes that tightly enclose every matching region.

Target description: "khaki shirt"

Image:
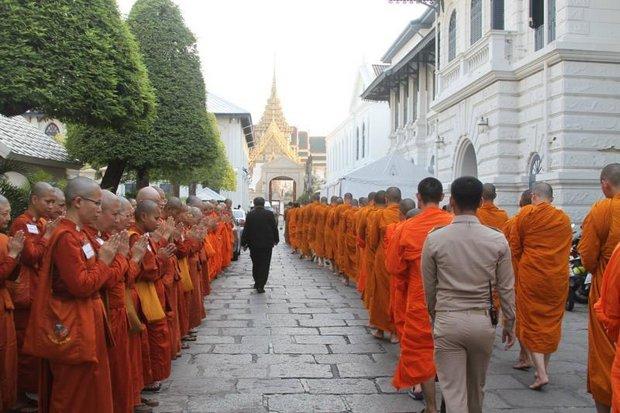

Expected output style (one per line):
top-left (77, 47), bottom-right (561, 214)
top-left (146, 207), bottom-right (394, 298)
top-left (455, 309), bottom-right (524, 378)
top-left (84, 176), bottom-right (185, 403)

top-left (422, 215), bottom-right (516, 331)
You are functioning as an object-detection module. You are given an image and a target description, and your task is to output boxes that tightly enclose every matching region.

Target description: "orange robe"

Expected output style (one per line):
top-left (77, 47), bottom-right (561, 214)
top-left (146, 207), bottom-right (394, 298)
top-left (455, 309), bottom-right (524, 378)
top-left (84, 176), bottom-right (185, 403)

top-left (324, 205), bottom-right (337, 261)
top-left (84, 228), bottom-right (134, 413)
top-left (593, 243), bottom-right (620, 412)
top-left (313, 204), bottom-right (328, 258)
top-left (386, 208), bottom-right (453, 388)
top-left (476, 203), bottom-right (509, 229)
top-left (367, 204), bottom-right (400, 332)
top-left (0, 234), bottom-right (18, 412)
top-left (508, 202), bottom-right (572, 354)
top-left (580, 193), bottom-right (620, 405)
top-left (8, 213), bottom-right (46, 395)
top-left (384, 221), bottom-right (405, 337)
top-left (298, 206), bottom-right (311, 257)
top-left (27, 219), bottom-right (114, 413)
top-left (288, 208), bottom-right (299, 249)
top-left (344, 208), bottom-right (359, 280)
top-left (335, 204), bottom-right (352, 271)
top-left (356, 205), bottom-right (375, 294)
top-left (129, 228), bottom-right (172, 384)
top-left (125, 259), bottom-right (145, 407)
top-left (306, 202), bottom-right (319, 254)
top-left (188, 242), bottom-right (204, 328)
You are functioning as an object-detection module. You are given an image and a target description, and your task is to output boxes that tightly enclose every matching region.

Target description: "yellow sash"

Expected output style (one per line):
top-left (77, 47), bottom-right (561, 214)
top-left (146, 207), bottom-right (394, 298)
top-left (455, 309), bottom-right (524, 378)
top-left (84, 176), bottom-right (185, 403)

top-left (178, 257), bottom-right (194, 292)
top-left (128, 230), bottom-right (165, 323)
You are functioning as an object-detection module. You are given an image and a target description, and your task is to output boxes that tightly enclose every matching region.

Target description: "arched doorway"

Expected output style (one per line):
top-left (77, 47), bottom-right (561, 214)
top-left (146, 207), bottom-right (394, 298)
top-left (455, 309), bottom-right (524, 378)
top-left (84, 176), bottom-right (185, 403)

top-left (269, 176), bottom-right (296, 213)
top-left (455, 139), bottom-right (478, 178)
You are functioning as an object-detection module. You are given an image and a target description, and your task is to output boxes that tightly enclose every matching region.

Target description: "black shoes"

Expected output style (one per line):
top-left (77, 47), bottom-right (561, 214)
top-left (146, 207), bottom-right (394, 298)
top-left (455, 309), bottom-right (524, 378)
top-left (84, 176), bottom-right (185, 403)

top-left (257, 288), bottom-right (265, 294)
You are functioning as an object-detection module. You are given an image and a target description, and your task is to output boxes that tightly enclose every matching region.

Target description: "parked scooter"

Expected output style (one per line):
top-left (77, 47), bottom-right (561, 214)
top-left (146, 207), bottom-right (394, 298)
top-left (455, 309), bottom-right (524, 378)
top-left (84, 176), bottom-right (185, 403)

top-left (566, 226), bottom-right (591, 311)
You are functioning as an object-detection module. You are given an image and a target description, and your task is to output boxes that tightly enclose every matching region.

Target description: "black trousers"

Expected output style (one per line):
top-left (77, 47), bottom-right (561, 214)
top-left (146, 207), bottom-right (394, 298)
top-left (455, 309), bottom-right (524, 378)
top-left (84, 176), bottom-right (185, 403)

top-left (249, 247), bottom-right (273, 289)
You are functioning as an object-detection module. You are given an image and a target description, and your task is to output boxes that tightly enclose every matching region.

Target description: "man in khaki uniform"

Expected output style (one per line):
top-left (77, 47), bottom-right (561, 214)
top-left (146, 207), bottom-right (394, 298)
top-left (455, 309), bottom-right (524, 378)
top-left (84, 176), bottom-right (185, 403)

top-left (422, 176), bottom-right (516, 413)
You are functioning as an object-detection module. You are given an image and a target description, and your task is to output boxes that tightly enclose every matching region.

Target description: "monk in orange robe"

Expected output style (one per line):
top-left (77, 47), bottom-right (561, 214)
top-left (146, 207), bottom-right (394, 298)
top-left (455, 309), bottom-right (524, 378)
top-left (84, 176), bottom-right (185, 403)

top-left (580, 163), bottom-right (620, 412)
top-left (287, 204), bottom-right (299, 251)
top-left (367, 188), bottom-right (400, 340)
top-left (24, 177), bottom-right (121, 413)
top-left (334, 194), bottom-right (352, 280)
top-left (0, 196), bottom-right (24, 413)
top-left (593, 243), bottom-right (620, 413)
top-left (356, 192), bottom-right (376, 295)
top-left (384, 198), bottom-right (416, 339)
top-left (129, 199), bottom-right (176, 391)
top-left (502, 189), bottom-right (533, 371)
top-left (508, 182), bottom-right (572, 390)
top-left (344, 199), bottom-right (360, 281)
top-left (8, 182), bottom-right (57, 406)
top-left (298, 203), bottom-right (312, 259)
top-left (324, 198), bottom-right (338, 269)
top-left (306, 195), bottom-right (320, 260)
top-left (86, 191), bottom-right (138, 413)
top-left (476, 183), bottom-right (509, 228)
top-left (313, 198), bottom-right (329, 266)
top-left (385, 178), bottom-right (453, 411)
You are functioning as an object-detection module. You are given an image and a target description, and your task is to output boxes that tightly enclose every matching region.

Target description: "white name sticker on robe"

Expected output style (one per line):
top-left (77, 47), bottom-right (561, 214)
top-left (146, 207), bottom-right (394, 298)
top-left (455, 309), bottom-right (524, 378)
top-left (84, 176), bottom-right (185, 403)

top-left (96, 237), bottom-right (104, 246)
top-left (82, 243), bottom-right (95, 259)
top-left (26, 224), bottom-right (39, 234)
top-left (147, 244), bottom-right (153, 252)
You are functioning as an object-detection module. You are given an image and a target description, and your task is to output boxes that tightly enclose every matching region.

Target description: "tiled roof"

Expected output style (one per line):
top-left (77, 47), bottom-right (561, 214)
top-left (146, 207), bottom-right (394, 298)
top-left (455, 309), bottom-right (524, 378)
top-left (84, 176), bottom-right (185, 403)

top-left (207, 92), bottom-right (250, 115)
top-left (0, 115), bottom-right (79, 167)
top-left (372, 64), bottom-right (390, 77)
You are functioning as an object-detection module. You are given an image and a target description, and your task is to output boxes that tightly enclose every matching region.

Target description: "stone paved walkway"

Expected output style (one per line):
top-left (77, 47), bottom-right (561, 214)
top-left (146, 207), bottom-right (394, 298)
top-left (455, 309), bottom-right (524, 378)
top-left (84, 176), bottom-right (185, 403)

top-left (155, 241), bottom-right (594, 412)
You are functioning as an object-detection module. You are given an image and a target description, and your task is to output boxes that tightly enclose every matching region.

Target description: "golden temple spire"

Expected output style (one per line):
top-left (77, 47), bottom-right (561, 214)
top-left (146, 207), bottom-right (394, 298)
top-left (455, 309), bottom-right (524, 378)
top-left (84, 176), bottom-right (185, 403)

top-left (271, 57), bottom-right (277, 98)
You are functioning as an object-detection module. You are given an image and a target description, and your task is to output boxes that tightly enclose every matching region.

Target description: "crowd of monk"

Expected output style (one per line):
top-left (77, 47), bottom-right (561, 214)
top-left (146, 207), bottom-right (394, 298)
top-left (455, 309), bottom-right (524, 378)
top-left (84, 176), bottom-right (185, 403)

top-left (0, 178), bottom-right (234, 413)
top-left (284, 163), bottom-right (620, 413)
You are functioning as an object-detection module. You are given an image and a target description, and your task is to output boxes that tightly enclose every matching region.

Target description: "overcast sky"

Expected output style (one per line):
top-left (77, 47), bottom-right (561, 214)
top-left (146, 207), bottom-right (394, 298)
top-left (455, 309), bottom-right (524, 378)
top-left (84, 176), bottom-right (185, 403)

top-left (116, 0), bottom-right (426, 136)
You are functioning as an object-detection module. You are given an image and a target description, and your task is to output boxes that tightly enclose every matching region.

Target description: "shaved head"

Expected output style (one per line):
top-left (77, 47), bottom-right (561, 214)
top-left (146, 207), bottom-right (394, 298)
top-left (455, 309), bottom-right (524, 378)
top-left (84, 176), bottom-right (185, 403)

top-left (101, 190), bottom-right (119, 210)
top-left (31, 181), bottom-right (54, 200)
top-left (482, 183), bottom-right (497, 201)
top-left (359, 197), bottom-right (368, 206)
top-left (532, 182), bottom-right (553, 204)
top-left (374, 190), bottom-right (386, 205)
top-left (399, 198), bottom-right (416, 216)
top-left (49, 187), bottom-right (67, 219)
top-left (386, 187), bottom-right (402, 203)
top-left (136, 186), bottom-right (161, 204)
top-left (0, 194), bottom-right (8, 206)
top-left (601, 163), bottom-right (620, 197)
top-left (186, 195), bottom-right (202, 207)
top-left (117, 197), bottom-right (134, 230)
top-left (135, 200), bottom-right (159, 220)
top-left (368, 192), bottom-right (376, 203)
top-left (65, 177), bottom-right (100, 206)
top-left (320, 196), bottom-right (328, 204)
top-left (165, 197), bottom-right (184, 213)
top-left (344, 193), bottom-right (353, 201)
top-left (406, 208), bottom-right (421, 218)
top-left (519, 189), bottom-right (532, 207)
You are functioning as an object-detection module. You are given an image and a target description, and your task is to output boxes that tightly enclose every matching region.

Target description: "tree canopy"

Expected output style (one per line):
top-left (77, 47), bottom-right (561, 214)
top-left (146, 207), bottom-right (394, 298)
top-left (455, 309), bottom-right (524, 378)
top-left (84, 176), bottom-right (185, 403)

top-left (0, 0), bottom-right (155, 127)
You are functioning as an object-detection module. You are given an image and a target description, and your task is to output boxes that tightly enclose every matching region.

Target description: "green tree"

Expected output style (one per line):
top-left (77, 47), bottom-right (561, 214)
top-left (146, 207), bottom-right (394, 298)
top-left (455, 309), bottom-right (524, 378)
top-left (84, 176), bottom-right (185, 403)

top-left (0, 0), bottom-right (155, 127)
top-left (127, 0), bottom-right (214, 187)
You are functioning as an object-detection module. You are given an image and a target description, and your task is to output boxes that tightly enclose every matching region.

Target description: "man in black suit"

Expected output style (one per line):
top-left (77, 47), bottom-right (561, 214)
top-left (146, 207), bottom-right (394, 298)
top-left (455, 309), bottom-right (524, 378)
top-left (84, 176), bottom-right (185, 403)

top-left (241, 197), bottom-right (279, 293)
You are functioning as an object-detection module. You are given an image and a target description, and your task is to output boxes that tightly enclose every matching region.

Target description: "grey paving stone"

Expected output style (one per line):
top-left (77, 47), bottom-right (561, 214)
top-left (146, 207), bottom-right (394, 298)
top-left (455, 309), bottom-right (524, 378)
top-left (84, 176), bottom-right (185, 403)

top-left (303, 378), bottom-right (378, 394)
top-left (236, 378), bottom-right (305, 394)
top-left (267, 394), bottom-right (347, 412)
top-left (314, 354), bottom-right (374, 364)
top-left (268, 362), bottom-right (334, 379)
top-left (293, 335), bottom-right (347, 345)
top-left (211, 343), bottom-right (270, 354)
top-left (186, 394), bottom-right (265, 412)
top-left (337, 361), bottom-right (396, 377)
top-left (272, 343), bottom-right (329, 354)
top-left (194, 335), bottom-right (236, 344)
top-left (343, 394), bottom-right (422, 413)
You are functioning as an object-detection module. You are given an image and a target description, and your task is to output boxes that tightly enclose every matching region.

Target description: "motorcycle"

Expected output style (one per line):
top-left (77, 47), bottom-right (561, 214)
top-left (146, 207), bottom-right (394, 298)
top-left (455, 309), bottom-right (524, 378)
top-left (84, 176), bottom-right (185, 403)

top-left (566, 227), bottom-right (591, 311)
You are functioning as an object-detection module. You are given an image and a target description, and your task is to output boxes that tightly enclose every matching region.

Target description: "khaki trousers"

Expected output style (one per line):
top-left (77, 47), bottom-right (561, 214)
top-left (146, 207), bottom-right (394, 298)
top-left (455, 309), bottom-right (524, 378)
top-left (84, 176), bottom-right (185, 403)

top-left (434, 310), bottom-right (495, 413)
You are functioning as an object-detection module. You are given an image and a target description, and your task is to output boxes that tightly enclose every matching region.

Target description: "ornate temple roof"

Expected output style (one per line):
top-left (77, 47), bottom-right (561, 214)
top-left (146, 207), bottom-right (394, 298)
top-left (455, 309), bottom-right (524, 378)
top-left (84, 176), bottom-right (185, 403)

top-left (249, 69), bottom-right (300, 169)
top-left (254, 69), bottom-right (293, 138)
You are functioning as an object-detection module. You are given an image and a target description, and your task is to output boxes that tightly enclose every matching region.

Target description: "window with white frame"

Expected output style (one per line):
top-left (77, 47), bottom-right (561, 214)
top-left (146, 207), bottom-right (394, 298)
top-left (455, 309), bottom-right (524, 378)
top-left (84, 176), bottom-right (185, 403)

top-left (448, 11), bottom-right (457, 62)
top-left (491, 0), bottom-right (504, 30)
top-left (362, 123), bottom-right (366, 158)
top-left (355, 127), bottom-right (360, 161)
top-left (470, 0), bottom-right (482, 44)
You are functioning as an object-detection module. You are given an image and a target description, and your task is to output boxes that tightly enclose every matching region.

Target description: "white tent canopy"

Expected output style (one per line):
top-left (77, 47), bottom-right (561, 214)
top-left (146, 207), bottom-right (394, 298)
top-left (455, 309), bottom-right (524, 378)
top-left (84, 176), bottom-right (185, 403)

top-left (328, 154), bottom-right (431, 199)
top-left (195, 186), bottom-right (226, 201)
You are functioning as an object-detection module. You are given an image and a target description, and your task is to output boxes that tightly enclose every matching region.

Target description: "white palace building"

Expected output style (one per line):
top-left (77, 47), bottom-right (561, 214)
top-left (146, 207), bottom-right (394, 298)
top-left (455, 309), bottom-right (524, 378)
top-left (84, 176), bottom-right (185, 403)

top-left (360, 0), bottom-right (620, 220)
